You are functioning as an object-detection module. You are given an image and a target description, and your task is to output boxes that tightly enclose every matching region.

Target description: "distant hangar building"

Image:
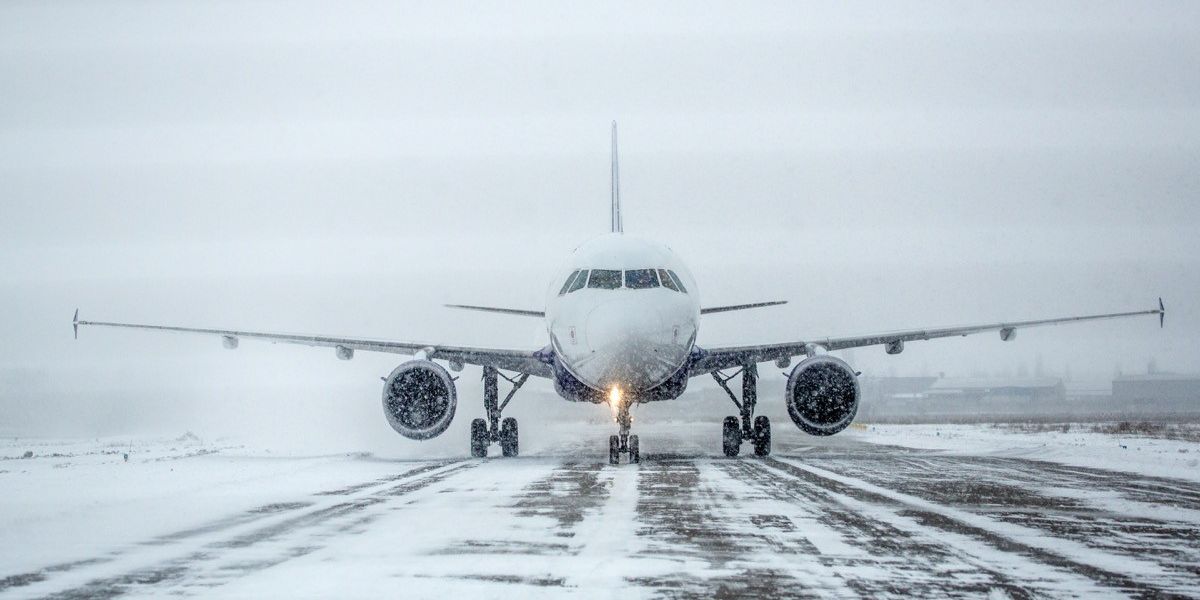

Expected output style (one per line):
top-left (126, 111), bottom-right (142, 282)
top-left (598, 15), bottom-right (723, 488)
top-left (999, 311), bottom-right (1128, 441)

top-left (1112, 374), bottom-right (1200, 408)
top-left (859, 373), bottom-right (1200, 422)
top-left (860, 376), bottom-right (1065, 421)
top-left (926, 377), bottom-right (1066, 404)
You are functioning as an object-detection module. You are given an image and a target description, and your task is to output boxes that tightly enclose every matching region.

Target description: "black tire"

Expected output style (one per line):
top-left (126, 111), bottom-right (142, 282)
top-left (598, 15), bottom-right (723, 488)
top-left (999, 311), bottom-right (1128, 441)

top-left (500, 417), bottom-right (519, 457)
top-left (609, 434), bottom-right (620, 465)
top-left (753, 415), bottom-right (771, 457)
top-left (629, 435), bottom-right (640, 464)
top-left (722, 416), bottom-right (741, 457)
top-left (470, 418), bottom-right (488, 458)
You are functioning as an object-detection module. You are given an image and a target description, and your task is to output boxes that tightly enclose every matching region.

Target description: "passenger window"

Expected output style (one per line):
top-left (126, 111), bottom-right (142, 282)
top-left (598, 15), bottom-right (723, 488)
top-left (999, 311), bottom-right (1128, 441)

top-left (586, 269), bottom-right (622, 289)
top-left (567, 269), bottom-right (588, 293)
top-left (624, 269), bottom-right (659, 289)
top-left (558, 270), bottom-right (581, 296)
top-left (667, 270), bottom-right (688, 293)
top-left (658, 268), bottom-right (680, 292)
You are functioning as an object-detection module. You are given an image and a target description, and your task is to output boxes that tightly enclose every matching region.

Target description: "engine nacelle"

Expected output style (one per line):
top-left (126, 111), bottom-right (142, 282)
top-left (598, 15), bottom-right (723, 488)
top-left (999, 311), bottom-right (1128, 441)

top-left (381, 360), bottom-right (457, 440)
top-left (785, 355), bottom-right (860, 436)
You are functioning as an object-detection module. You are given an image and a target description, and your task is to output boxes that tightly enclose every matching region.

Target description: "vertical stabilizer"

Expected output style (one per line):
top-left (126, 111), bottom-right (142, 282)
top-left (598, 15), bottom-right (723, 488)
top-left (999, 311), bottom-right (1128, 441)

top-left (610, 121), bottom-right (622, 233)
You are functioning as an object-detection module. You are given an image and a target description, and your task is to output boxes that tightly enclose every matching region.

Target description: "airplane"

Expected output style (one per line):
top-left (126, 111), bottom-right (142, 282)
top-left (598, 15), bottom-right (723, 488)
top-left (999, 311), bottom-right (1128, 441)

top-left (73, 122), bottom-right (1166, 465)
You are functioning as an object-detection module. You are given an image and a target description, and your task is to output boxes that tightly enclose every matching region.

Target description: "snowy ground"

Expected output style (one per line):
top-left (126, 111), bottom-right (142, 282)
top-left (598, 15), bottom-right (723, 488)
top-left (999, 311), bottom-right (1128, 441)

top-left (852, 423), bottom-right (1200, 483)
top-left (3, 423), bottom-right (1200, 598)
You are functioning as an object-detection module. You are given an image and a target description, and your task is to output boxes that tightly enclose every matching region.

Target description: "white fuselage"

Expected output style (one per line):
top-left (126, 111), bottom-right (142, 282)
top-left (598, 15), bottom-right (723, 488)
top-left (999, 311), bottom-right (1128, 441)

top-left (545, 234), bottom-right (700, 397)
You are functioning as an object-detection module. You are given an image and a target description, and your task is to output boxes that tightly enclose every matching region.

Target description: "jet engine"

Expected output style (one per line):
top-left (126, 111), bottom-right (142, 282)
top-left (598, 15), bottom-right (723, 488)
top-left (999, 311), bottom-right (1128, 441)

top-left (381, 360), bottom-right (457, 440)
top-left (785, 355), bottom-right (860, 436)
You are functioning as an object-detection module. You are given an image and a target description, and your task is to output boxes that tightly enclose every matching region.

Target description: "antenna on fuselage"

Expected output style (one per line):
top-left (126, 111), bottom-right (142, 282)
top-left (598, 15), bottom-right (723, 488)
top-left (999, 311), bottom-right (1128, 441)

top-left (610, 121), bottom-right (623, 233)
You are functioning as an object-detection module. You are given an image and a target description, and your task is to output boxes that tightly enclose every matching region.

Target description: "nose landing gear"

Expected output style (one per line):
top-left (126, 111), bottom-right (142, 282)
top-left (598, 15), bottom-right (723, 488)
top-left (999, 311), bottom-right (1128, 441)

top-left (712, 363), bottom-right (771, 457)
top-left (608, 394), bottom-right (640, 465)
top-left (470, 366), bottom-right (529, 458)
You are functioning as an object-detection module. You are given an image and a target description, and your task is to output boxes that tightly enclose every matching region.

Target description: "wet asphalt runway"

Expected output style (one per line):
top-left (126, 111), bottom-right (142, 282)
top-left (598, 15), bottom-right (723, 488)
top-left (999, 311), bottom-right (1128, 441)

top-left (3, 429), bottom-right (1200, 599)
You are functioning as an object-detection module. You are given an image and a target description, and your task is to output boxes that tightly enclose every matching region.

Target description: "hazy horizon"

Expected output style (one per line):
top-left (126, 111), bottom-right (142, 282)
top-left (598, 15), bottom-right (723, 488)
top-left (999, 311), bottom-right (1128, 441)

top-left (2, 1), bottom-right (1196, 442)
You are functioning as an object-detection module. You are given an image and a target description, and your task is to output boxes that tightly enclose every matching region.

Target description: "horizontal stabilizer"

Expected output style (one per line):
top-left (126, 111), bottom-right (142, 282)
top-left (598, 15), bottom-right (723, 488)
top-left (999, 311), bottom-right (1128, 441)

top-left (445, 304), bottom-right (545, 318)
top-left (700, 300), bottom-right (787, 315)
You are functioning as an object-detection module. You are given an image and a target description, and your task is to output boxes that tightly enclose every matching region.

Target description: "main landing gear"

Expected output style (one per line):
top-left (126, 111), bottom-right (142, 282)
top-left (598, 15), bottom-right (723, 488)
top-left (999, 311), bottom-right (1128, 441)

top-left (608, 395), bottom-right (640, 465)
top-left (712, 363), bottom-right (771, 457)
top-left (470, 367), bottom-right (529, 458)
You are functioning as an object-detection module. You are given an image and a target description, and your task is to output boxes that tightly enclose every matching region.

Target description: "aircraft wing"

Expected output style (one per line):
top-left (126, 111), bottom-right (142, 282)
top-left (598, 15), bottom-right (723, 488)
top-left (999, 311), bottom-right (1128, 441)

top-left (73, 311), bottom-right (554, 377)
top-left (690, 299), bottom-right (1164, 375)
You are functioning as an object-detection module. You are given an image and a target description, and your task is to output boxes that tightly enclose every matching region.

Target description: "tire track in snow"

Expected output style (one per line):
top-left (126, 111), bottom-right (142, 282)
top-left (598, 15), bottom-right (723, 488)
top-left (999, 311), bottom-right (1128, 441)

top-left (790, 450), bottom-right (1200, 588)
top-left (0, 461), bottom-right (455, 596)
top-left (629, 458), bottom-right (837, 599)
top-left (433, 460), bottom-right (609, 558)
top-left (764, 455), bottom-right (1180, 598)
top-left (717, 459), bottom-right (1044, 598)
top-left (822, 447), bottom-right (1200, 512)
top-left (567, 461), bottom-right (642, 593)
top-left (381, 457), bottom-right (653, 595)
top-left (513, 461), bottom-right (610, 535)
top-left (9, 460), bottom-right (473, 600)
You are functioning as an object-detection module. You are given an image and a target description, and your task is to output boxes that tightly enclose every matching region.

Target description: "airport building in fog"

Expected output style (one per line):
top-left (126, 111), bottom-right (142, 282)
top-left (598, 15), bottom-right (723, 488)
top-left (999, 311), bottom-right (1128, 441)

top-left (926, 377), bottom-right (1065, 404)
top-left (860, 372), bottom-right (1200, 422)
top-left (1112, 374), bottom-right (1200, 407)
top-left (860, 377), bottom-right (1065, 420)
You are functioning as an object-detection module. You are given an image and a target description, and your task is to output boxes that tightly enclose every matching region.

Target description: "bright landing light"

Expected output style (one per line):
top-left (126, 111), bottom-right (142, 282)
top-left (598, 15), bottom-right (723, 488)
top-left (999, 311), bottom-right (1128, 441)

top-left (609, 386), bottom-right (622, 418)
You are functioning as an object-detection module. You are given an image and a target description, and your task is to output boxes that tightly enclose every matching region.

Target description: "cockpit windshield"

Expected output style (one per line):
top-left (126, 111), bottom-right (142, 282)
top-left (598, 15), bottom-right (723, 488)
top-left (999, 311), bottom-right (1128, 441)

top-left (566, 269), bottom-right (587, 293)
top-left (558, 270), bottom-right (582, 296)
top-left (624, 269), bottom-right (659, 289)
top-left (559, 268), bottom-right (685, 293)
top-left (666, 269), bottom-right (687, 293)
top-left (658, 269), bottom-right (679, 292)
top-left (586, 269), bottom-right (622, 289)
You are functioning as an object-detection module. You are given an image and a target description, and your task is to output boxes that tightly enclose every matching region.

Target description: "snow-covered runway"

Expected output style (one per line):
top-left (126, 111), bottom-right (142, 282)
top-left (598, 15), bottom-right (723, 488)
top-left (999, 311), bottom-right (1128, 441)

top-left (3, 426), bottom-right (1200, 598)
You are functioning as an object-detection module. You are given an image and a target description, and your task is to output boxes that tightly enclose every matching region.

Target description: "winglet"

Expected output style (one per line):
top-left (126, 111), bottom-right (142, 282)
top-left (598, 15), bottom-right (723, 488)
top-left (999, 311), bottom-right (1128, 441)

top-left (73, 308), bottom-right (79, 340)
top-left (610, 121), bottom-right (622, 234)
top-left (1159, 297), bottom-right (1165, 328)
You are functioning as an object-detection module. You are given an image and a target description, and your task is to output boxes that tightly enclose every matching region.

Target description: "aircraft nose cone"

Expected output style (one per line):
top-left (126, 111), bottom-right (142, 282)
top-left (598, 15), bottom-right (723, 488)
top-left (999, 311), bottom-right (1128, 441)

top-left (582, 300), bottom-right (678, 389)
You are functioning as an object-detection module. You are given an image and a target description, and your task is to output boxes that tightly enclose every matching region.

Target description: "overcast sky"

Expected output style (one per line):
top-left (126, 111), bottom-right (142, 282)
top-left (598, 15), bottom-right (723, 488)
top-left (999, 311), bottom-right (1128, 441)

top-left (1, 1), bottom-right (1196, 441)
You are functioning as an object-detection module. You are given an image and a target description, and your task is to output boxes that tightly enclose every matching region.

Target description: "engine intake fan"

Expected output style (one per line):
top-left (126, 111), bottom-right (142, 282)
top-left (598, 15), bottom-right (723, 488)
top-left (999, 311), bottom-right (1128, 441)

top-left (381, 360), bottom-right (457, 440)
top-left (785, 355), bottom-right (860, 436)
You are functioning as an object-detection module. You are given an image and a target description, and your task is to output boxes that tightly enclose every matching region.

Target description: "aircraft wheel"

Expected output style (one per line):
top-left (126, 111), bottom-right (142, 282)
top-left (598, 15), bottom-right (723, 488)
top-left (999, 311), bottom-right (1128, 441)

top-left (629, 435), bottom-right (640, 464)
top-left (722, 416), bottom-right (741, 457)
top-left (470, 418), bottom-right (488, 458)
top-left (753, 415), bottom-right (771, 457)
top-left (500, 417), bottom-right (519, 457)
top-left (609, 435), bottom-right (620, 465)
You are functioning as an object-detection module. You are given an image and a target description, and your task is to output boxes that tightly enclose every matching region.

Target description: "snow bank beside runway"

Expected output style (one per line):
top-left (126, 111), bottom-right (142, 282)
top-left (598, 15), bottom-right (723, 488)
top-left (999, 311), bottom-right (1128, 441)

top-left (848, 423), bottom-right (1200, 482)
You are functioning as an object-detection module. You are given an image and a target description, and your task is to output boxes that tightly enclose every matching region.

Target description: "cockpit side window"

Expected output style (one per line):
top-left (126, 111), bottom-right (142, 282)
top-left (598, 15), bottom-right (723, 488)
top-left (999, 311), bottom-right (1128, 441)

top-left (586, 269), bottom-right (622, 289)
top-left (667, 270), bottom-right (688, 293)
top-left (658, 268), bottom-right (680, 292)
top-left (624, 269), bottom-right (659, 289)
top-left (566, 269), bottom-right (588, 293)
top-left (558, 270), bottom-right (581, 296)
